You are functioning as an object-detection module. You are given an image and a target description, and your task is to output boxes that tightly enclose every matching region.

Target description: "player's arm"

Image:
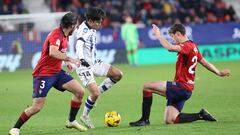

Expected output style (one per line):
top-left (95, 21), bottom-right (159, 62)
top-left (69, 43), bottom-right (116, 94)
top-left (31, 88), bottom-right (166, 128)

top-left (49, 45), bottom-right (80, 66)
top-left (49, 45), bottom-right (69, 60)
top-left (199, 57), bottom-right (230, 77)
top-left (152, 24), bottom-right (181, 52)
top-left (75, 38), bottom-right (90, 67)
top-left (76, 38), bottom-right (85, 60)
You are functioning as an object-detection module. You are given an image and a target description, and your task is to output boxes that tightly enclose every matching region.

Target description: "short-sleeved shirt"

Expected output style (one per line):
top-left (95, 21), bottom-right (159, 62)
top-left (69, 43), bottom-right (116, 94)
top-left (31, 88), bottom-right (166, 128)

top-left (32, 27), bottom-right (68, 76)
top-left (73, 21), bottom-right (97, 66)
top-left (174, 40), bottom-right (203, 92)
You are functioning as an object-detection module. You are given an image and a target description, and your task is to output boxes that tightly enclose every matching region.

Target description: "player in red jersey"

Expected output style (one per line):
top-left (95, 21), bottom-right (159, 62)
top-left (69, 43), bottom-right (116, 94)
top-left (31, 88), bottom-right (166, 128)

top-left (9, 12), bottom-right (87, 135)
top-left (129, 23), bottom-right (230, 126)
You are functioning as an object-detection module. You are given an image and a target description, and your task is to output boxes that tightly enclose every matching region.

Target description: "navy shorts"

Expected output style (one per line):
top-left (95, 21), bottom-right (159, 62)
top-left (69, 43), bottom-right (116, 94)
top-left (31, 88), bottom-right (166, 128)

top-left (166, 81), bottom-right (192, 112)
top-left (32, 70), bottom-right (74, 98)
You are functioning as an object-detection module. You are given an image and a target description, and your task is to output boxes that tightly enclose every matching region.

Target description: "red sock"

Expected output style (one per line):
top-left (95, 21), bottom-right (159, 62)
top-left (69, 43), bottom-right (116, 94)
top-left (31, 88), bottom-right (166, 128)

top-left (71, 100), bottom-right (81, 108)
top-left (69, 100), bottom-right (81, 122)
top-left (20, 112), bottom-right (29, 122)
top-left (13, 111), bottom-right (30, 128)
top-left (143, 91), bottom-right (152, 97)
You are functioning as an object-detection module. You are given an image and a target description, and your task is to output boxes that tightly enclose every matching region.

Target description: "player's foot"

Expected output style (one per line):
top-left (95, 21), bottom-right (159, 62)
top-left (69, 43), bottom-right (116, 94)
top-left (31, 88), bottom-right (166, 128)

top-left (199, 109), bottom-right (217, 121)
top-left (9, 128), bottom-right (20, 135)
top-left (80, 115), bottom-right (95, 128)
top-left (129, 119), bottom-right (150, 126)
top-left (65, 120), bottom-right (88, 132)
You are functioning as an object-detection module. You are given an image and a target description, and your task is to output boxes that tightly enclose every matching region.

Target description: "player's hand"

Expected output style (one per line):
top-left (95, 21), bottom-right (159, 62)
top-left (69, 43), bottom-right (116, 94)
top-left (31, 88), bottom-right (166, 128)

top-left (66, 62), bottom-right (74, 73)
top-left (67, 57), bottom-right (80, 68)
top-left (152, 24), bottom-right (161, 37)
top-left (219, 69), bottom-right (231, 77)
top-left (80, 59), bottom-right (90, 67)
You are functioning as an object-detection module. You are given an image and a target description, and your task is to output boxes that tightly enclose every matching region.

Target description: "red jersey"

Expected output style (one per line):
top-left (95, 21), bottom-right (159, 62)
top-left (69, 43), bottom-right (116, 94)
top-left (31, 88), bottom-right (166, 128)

top-left (174, 40), bottom-right (203, 92)
top-left (32, 27), bottom-right (68, 76)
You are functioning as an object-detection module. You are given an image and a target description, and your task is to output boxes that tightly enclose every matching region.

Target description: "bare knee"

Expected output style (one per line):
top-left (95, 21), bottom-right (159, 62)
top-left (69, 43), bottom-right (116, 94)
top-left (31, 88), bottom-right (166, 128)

top-left (90, 90), bottom-right (100, 101)
top-left (165, 119), bottom-right (174, 124)
top-left (164, 106), bottom-right (180, 124)
top-left (164, 114), bottom-right (176, 124)
top-left (117, 71), bottom-right (123, 81)
top-left (109, 67), bottom-right (123, 82)
top-left (143, 82), bottom-right (151, 90)
top-left (74, 89), bottom-right (84, 100)
top-left (112, 70), bottom-right (123, 82)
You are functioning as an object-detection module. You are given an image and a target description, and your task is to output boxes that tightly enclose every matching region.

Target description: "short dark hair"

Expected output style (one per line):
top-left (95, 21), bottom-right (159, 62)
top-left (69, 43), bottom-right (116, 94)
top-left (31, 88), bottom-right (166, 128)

top-left (85, 7), bottom-right (106, 21)
top-left (168, 23), bottom-right (186, 35)
top-left (60, 12), bottom-right (77, 28)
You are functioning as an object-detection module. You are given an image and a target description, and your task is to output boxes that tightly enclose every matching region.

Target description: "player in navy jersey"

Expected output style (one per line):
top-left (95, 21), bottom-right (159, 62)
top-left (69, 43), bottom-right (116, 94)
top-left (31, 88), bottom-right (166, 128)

top-left (129, 23), bottom-right (230, 126)
top-left (9, 12), bottom-right (88, 135)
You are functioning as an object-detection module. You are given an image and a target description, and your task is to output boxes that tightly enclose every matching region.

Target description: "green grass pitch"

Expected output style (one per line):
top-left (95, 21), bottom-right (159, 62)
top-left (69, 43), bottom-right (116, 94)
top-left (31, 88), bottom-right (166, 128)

top-left (1, 61), bottom-right (240, 135)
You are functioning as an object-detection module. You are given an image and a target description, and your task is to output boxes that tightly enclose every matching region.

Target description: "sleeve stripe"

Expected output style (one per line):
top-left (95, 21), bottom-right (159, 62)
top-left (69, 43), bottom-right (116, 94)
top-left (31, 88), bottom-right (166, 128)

top-left (77, 37), bottom-right (85, 42)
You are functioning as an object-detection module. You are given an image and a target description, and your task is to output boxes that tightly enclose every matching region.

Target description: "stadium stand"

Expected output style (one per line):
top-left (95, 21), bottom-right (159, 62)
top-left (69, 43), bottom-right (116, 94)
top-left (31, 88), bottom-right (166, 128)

top-left (44, 0), bottom-right (238, 27)
top-left (0, 0), bottom-right (28, 15)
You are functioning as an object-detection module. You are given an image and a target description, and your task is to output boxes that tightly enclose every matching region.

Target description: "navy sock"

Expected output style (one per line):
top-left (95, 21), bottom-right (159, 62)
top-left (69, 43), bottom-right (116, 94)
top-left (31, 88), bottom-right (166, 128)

top-left (174, 113), bottom-right (201, 123)
top-left (141, 91), bottom-right (152, 120)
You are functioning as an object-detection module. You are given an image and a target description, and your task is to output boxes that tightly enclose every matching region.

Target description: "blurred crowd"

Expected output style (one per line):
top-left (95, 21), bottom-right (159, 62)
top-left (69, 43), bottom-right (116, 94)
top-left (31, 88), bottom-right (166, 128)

top-left (46, 0), bottom-right (238, 27)
top-left (0, 0), bottom-right (238, 28)
top-left (0, 0), bottom-right (28, 15)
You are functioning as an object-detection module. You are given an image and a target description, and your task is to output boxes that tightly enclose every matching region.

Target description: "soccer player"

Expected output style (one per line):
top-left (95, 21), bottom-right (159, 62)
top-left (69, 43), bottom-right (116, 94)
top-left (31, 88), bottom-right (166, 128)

top-left (121, 15), bottom-right (139, 66)
top-left (9, 12), bottom-right (87, 135)
top-left (73, 7), bottom-right (123, 128)
top-left (129, 23), bottom-right (231, 126)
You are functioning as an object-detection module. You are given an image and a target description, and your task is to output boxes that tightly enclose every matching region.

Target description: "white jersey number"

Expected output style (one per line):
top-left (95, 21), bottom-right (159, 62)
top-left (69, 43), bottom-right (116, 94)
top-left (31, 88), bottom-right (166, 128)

top-left (188, 56), bottom-right (198, 74)
top-left (40, 80), bottom-right (46, 89)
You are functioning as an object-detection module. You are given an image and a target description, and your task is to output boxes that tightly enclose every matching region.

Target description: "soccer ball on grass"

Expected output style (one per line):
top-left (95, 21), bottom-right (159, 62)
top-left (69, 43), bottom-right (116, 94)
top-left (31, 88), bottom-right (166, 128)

top-left (104, 111), bottom-right (121, 127)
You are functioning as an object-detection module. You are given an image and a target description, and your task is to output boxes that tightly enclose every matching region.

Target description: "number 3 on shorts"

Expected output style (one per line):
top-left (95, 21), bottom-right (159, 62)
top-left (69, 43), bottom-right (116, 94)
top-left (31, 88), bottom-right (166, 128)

top-left (40, 80), bottom-right (45, 89)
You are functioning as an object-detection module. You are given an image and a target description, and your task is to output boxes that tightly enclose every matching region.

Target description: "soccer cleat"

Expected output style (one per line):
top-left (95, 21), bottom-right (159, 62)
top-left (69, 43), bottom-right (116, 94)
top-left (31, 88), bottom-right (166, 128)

top-left (9, 128), bottom-right (20, 135)
top-left (80, 115), bottom-right (95, 128)
top-left (129, 119), bottom-right (150, 126)
top-left (65, 120), bottom-right (88, 132)
top-left (199, 109), bottom-right (217, 121)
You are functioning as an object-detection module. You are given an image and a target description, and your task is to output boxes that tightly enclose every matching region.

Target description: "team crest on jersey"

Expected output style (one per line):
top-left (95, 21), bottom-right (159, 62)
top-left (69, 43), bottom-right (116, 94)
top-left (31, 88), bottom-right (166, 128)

top-left (56, 39), bottom-right (60, 46)
top-left (83, 28), bottom-right (88, 33)
top-left (193, 47), bottom-right (198, 52)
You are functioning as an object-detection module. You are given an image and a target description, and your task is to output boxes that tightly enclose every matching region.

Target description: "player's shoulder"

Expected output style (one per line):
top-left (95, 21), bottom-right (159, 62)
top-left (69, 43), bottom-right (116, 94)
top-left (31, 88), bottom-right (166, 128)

top-left (51, 27), bottom-right (62, 35)
top-left (48, 27), bottom-right (64, 38)
top-left (77, 21), bottom-right (91, 33)
top-left (180, 40), bottom-right (197, 48)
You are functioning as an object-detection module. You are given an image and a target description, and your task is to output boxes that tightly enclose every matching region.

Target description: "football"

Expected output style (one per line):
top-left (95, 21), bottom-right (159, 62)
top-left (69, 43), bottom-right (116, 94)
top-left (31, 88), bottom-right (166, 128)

top-left (104, 111), bottom-right (121, 127)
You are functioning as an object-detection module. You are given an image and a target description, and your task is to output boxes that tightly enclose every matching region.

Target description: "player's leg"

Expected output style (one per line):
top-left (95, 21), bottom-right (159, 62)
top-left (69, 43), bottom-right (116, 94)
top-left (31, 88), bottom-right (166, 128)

top-left (171, 108), bottom-right (217, 124)
top-left (165, 106), bottom-right (217, 124)
top-left (62, 79), bottom-right (84, 122)
top-left (164, 106), bottom-right (180, 124)
top-left (80, 82), bottom-right (99, 128)
top-left (62, 80), bottom-right (88, 131)
top-left (95, 62), bottom-right (123, 93)
top-left (76, 67), bottom-right (98, 128)
top-left (126, 43), bottom-right (133, 65)
top-left (164, 81), bottom-right (197, 124)
top-left (129, 81), bottom-right (167, 126)
top-left (9, 98), bottom-right (46, 135)
top-left (56, 70), bottom-right (87, 131)
top-left (131, 43), bottom-right (138, 66)
top-left (9, 76), bottom-right (53, 135)
top-left (164, 82), bottom-right (216, 124)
